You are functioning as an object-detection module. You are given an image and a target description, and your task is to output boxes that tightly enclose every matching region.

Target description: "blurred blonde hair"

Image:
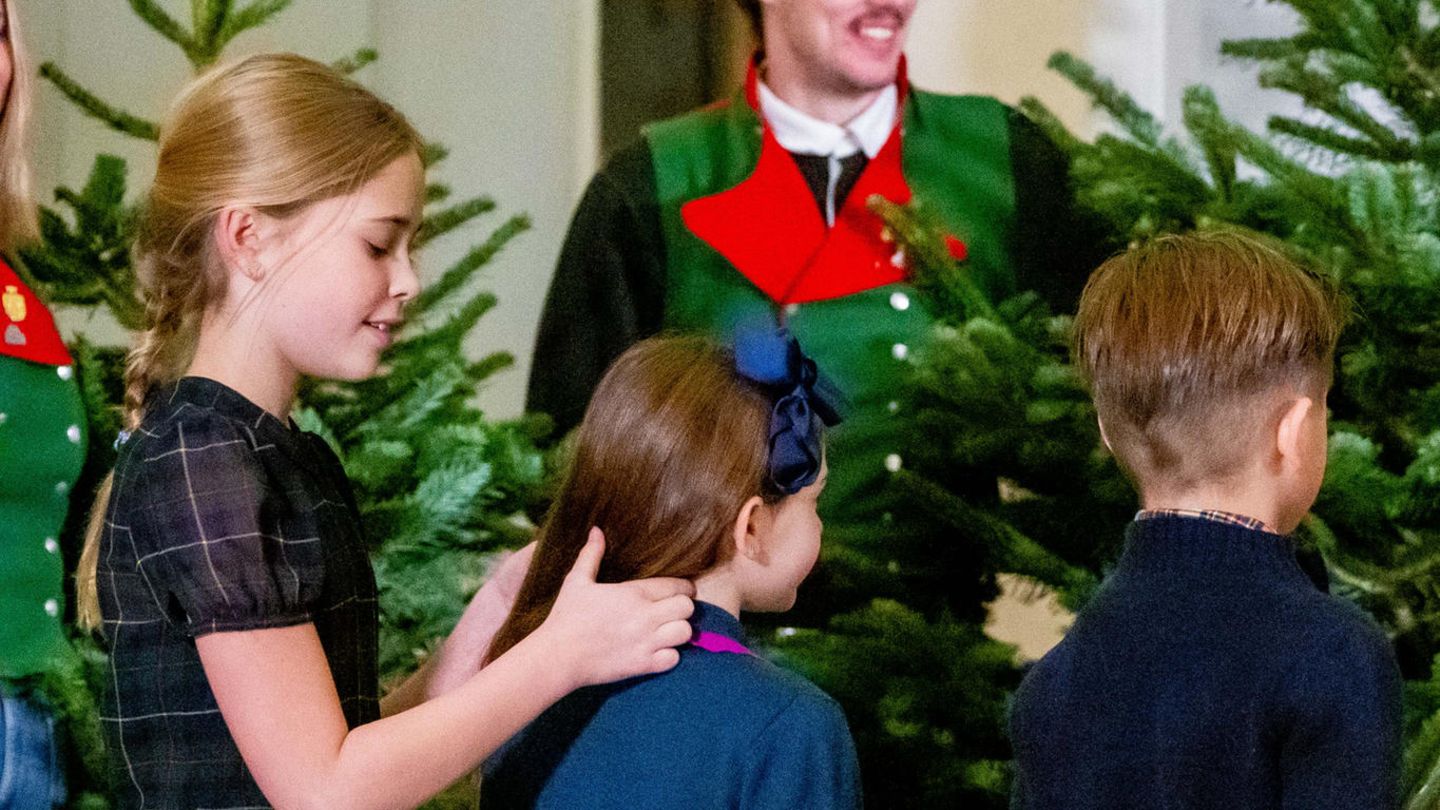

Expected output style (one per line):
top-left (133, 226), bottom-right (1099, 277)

top-left (1, 0), bottom-right (39, 250)
top-left (77, 52), bottom-right (423, 632)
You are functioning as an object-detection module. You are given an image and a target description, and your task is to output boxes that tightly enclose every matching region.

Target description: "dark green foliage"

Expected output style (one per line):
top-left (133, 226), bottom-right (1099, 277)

top-left (20, 156), bottom-right (143, 329)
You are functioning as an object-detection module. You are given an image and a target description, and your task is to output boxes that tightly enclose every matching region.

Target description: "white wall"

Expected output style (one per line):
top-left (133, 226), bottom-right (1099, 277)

top-left (908, 0), bottom-right (1303, 142)
top-left (906, 0), bottom-right (1165, 137)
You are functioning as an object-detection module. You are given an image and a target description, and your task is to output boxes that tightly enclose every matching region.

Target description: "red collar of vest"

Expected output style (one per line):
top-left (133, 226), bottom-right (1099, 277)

top-left (0, 257), bottom-right (74, 366)
top-left (683, 55), bottom-right (916, 304)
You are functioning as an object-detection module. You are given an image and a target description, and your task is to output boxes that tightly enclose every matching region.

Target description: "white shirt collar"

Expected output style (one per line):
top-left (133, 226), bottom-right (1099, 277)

top-left (757, 80), bottom-right (898, 159)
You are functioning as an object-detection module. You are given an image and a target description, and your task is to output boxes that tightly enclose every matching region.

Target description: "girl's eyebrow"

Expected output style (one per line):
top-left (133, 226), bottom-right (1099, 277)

top-left (368, 215), bottom-right (413, 227)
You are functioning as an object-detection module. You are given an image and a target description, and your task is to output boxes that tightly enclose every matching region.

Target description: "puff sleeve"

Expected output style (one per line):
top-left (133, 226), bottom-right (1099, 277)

top-left (130, 411), bottom-right (325, 636)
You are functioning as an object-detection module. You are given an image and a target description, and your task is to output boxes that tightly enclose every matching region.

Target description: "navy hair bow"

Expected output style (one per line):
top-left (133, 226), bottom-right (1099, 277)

top-left (734, 328), bottom-right (843, 495)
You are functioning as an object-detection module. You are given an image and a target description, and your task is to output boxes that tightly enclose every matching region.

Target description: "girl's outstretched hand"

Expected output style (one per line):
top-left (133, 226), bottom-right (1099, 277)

top-left (535, 527), bottom-right (695, 689)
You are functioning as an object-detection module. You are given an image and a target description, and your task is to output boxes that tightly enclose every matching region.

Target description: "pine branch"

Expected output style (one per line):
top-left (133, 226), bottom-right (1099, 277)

top-left (332, 46), bottom-right (379, 76)
top-left (1256, 64), bottom-right (1418, 159)
top-left (217, 0), bottom-right (292, 55)
top-left (1397, 44), bottom-right (1440, 126)
top-left (467, 351), bottom-right (516, 384)
top-left (402, 290), bottom-right (499, 358)
top-left (1181, 85), bottom-right (1239, 200)
top-left (1269, 115), bottom-right (1401, 160)
top-left (1048, 51), bottom-right (1188, 165)
top-left (869, 196), bottom-right (995, 322)
top-left (1406, 727), bottom-right (1440, 810)
top-left (190, 0), bottom-right (231, 64)
top-left (127, 0), bottom-right (194, 55)
top-left (1221, 36), bottom-right (1306, 61)
top-left (414, 213), bottom-right (530, 313)
top-left (415, 197), bottom-right (498, 250)
top-left (39, 63), bottom-right (160, 141)
top-left (1016, 96), bottom-right (1085, 155)
top-left (420, 143), bottom-right (450, 169)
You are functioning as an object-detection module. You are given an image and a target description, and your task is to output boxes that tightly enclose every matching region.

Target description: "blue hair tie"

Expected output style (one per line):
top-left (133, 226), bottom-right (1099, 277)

top-left (734, 328), bottom-right (843, 495)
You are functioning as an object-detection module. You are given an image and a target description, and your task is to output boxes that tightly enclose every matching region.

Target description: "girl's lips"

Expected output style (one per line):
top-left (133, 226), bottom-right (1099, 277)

top-left (363, 320), bottom-right (400, 345)
top-left (363, 317), bottom-right (403, 332)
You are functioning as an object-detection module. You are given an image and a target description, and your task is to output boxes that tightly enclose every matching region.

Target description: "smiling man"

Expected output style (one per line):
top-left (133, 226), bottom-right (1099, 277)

top-left (527, 0), bottom-right (1100, 604)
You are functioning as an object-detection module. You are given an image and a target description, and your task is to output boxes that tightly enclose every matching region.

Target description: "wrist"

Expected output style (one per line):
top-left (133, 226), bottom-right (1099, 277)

top-left (507, 625), bottom-right (587, 698)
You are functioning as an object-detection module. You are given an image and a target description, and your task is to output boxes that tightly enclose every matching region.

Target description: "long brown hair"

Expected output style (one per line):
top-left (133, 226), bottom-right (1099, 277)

top-left (75, 53), bottom-right (423, 632)
top-left (487, 335), bottom-right (783, 662)
top-left (1, 0), bottom-right (39, 249)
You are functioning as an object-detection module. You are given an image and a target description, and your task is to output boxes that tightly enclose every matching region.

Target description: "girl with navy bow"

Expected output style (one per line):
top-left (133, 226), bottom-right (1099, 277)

top-left (482, 330), bottom-right (860, 809)
top-left (483, 330), bottom-right (852, 807)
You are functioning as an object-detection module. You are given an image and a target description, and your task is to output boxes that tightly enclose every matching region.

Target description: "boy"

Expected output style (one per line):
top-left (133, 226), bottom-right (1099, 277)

top-left (1010, 232), bottom-right (1402, 808)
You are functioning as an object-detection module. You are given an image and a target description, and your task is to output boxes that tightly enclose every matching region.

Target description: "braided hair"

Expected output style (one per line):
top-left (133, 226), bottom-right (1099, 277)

top-left (76, 53), bottom-right (422, 632)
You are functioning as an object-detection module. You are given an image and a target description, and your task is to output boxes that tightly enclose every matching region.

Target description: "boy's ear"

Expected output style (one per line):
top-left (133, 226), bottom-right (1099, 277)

top-left (731, 495), bottom-right (769, 564)
top-left (1274, 395), bottom-right (1315, 470)
top-left (213, 206), bottom-right (267, 282)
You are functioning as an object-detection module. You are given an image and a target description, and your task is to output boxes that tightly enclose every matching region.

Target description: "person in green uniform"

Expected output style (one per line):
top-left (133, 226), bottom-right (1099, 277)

top-left (0, 1), bottom-right (86, 806)
top-left (525, 0), bottom-right (1102, 615)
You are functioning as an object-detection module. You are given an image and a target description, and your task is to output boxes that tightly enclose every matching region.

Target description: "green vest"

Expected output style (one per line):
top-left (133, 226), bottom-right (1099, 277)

top-left (645, 90), bottom-right (1020, 534)
top-left (0, 269), bottom-right (86, 681)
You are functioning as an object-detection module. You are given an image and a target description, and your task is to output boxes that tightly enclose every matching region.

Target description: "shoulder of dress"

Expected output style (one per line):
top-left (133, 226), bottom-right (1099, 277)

top-left (125, 400), bottom-right (260, 467)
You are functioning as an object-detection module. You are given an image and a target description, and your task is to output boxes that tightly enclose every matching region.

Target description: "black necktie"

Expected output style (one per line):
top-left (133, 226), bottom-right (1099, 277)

top-left (790, 151), bottom-right (870, 225)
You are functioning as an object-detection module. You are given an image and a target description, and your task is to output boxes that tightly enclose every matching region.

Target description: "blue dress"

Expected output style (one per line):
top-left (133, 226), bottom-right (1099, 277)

top-left (482, 601), bottom-right (861, 808)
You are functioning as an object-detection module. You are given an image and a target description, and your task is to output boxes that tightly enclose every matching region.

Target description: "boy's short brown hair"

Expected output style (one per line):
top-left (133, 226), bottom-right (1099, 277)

top-left (1073, 231), bottom-right (1347, 490)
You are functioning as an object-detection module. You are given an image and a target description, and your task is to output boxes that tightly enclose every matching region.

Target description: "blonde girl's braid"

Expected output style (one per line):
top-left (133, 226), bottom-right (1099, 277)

top-left (76, 257), bottom-right (208, 631)
top-left (122, 256), bottom-right (210, 428)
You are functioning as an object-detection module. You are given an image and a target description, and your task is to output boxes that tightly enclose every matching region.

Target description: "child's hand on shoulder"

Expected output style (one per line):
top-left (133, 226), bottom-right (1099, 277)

top-left (537, 528), bottom-right (695, 689)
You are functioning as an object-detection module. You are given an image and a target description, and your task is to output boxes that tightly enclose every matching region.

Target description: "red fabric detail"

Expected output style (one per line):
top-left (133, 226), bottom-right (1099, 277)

top-left (0, 258), bottom-right (73, 366)
top-left (784, 125), bottom-right (911, 302)
top-left (685, 64), bottom-right (914, 305)
top-left (946, 234), bottom-right (969, 262)
top-left (744, 56), bottom-right (761, 111)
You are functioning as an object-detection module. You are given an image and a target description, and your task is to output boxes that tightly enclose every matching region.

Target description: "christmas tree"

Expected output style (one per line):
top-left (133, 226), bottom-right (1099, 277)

top-left (22, 3), bottom-right (543, 807)
top-left (771, 0), bottom-right (1440, 806)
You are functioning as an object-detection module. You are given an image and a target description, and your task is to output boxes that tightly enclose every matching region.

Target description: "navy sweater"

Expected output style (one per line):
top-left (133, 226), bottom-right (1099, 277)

top-left (482, 601), bottom-right (861, 809)
top-left (1010, 515), bottom-right (1402, 809)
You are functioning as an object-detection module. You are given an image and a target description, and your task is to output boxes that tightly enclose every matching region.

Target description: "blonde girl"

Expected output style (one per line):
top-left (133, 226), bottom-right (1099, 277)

top-left (77, 53), bottom-right (693, 810)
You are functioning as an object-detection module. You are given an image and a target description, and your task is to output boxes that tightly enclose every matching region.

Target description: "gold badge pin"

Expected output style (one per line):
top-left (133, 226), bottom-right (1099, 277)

top-left (2, 285), bottom-right (26, 323)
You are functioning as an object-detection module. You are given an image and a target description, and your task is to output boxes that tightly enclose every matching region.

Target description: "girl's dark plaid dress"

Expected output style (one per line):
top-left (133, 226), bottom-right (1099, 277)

top-left (97, 377), bottom-right (379, 809)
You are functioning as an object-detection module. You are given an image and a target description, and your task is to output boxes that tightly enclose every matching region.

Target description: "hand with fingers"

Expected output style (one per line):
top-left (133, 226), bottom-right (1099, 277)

top-left (536, 527), bottom-right (696, 688)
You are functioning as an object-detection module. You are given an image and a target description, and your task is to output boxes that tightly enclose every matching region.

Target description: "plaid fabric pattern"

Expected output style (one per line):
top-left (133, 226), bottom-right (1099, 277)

top-left (97, 377), bottom-right (378, 809)
top-left (1135, 508), bottom-right (1276, 535)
